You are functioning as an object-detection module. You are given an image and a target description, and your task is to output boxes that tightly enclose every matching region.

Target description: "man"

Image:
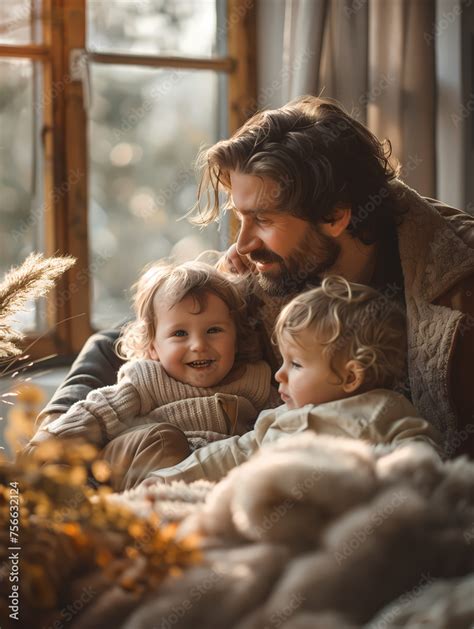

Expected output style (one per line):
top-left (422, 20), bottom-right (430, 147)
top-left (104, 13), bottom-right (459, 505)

top-left (37, 96), bottom-right (474, 457)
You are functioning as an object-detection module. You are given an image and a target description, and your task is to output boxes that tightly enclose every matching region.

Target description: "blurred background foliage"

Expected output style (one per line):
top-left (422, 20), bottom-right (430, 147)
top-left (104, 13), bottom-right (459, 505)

top-left (0, 0), bottom-right (226, 331)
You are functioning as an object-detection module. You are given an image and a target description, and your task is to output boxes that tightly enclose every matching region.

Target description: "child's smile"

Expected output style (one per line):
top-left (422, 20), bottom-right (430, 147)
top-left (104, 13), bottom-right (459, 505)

top-left (150, 292), bottom-right (237, 388)
top-left (187, 359), bottom-right (216, 368)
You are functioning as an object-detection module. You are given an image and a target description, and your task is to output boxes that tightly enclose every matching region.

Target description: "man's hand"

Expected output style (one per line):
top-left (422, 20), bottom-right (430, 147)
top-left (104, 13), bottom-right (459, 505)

top-left (217, 244), bottom-right (255, 275)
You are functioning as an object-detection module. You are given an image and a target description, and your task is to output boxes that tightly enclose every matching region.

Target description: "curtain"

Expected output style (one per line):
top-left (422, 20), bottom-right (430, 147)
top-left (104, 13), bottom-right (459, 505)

top-left (278, 0), bottom-right (436, 196)
top-left (367, 0), bottom-right (436, 196)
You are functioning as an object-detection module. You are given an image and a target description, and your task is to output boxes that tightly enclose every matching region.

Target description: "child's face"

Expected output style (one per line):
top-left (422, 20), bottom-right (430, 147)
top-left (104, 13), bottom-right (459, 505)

top-left (150, 292), bottom-right (237, 387)
top-left (275, 331), bottom-right (351, 409)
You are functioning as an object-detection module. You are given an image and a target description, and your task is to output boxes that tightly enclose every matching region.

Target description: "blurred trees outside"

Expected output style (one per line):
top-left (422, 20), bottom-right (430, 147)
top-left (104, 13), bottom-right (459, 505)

top-left (0, 0), bottom-right (225, 331)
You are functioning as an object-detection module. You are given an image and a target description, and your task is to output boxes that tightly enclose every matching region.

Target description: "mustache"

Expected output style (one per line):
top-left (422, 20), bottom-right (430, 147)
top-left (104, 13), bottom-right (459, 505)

top-left (249, 249), bottom-right (283, 264)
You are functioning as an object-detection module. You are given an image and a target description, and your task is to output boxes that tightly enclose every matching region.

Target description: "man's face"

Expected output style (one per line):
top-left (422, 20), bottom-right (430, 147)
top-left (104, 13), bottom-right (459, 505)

top-left (230, 171), bottom-right (340, 296)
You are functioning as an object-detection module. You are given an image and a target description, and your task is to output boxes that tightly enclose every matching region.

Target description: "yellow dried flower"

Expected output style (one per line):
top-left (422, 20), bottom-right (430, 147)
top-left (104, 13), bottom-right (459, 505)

top-left (128, 521), bottom-right (146, 538)
top-left (15, 383), bottom-right (46, 405)
top-left (34, 439), bottom-right (63, 459)
top-left (68, 466), bottom-right (88, 486)
top-left (91, 459), bottom-right (111, 482)
top-left (96, 548), bottom-right (114, 567)
top-left (0, 442), bottom-right (202, 629)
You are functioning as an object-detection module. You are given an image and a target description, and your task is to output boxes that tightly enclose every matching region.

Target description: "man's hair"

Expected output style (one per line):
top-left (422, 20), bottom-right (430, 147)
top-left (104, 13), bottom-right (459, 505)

top-left (194, 96), bottom-right (404, 244)
top-left (116, 261), bottom-right (259, 362)
top-left (274, 276), bottom-right (407, 390)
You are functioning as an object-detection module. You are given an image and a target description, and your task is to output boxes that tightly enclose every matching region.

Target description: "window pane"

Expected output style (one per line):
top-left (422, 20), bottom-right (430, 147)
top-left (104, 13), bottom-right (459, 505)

top-left (0, 1), bottom-right (42, 45)
top-left (88, 64), bottom-right (226, 328)
top-left (87, 0), bottom-right (226, 58)
top-left (0, 58), bottom-right (45, 332)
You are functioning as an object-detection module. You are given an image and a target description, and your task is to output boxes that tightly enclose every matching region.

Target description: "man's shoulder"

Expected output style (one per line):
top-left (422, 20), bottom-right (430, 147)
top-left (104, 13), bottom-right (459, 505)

top-left (423, 195), bottom-right (473, 220)
top-left (392, 180), bottom-right (474, 244)
top-left (393, 182), bottom-right (474, 301)
top-left (423, 196), bottom-right (474, 248)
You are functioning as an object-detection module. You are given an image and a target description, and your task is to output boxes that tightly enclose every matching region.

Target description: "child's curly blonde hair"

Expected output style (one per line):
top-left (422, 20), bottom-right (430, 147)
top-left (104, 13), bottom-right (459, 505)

top-left (116, 260), bottom-right (260, 363)
top-left (274, 276), bottom-right (407, 390)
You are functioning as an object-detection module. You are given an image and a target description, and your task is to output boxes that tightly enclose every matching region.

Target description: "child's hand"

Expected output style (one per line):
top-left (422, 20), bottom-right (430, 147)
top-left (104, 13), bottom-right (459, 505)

top-left (18, 430), bottom-right (62, 460)
top-left (236, 396), bottom-right (258, 429)
top-left (217, 244), bottom-right (255, 275)
top-left (215, 393), bottom-right (258, 434)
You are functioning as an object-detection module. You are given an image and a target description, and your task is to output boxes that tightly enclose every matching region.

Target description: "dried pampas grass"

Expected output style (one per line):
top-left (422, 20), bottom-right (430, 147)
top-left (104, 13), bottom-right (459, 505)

top-left (0, 253), bottom-right (75, 357)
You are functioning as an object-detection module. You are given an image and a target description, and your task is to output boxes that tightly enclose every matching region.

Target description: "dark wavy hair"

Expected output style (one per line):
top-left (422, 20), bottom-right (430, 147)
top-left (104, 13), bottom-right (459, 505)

top-left (193, 96), bottom-right (404, 244)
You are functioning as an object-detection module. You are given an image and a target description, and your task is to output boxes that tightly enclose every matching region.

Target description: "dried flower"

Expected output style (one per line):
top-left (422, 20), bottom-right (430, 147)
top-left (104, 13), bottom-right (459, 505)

top-left (0, 444), bottom-right (200, 628)
top-left (0, 253), bottom-right (75, 357)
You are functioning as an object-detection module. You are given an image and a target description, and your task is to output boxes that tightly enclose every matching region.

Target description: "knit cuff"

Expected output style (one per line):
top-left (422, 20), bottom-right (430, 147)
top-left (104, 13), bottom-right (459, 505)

top-left (46, 412), bottom-right (105, 445)
top-left (214, 393), bottom-right (239, 433)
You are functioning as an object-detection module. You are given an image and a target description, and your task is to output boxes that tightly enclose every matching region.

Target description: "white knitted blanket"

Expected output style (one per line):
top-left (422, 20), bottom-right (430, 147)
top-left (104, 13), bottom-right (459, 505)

top-left (69, 434), bottom-right (474, 628)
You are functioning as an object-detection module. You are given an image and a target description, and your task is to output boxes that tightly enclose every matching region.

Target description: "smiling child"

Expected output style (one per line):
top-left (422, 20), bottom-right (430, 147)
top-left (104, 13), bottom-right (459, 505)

top-left (142, 276), bottom-right (442, 486)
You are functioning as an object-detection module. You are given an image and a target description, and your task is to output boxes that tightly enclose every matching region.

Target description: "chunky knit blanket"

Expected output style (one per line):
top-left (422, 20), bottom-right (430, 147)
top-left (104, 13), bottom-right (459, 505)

top-left (67, 434), bottom-right (474, 628)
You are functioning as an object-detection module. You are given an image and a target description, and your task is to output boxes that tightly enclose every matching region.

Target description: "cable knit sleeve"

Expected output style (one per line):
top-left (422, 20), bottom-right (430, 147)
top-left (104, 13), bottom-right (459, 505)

top-left (141, 393), bottom-right (240, 434)
top-left (37, 361), bottom-right (159, 447)
top-left (143, 408), bottom-right (279, 484)
top-left (145, 430), bottom-right (260, 484)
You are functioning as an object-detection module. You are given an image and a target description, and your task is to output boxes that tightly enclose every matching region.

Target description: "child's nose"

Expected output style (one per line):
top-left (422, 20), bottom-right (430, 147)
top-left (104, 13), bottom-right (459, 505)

top-left (275, 367), bottom-right (286, 383)
top-left (190, 335), bottom-right (207, 351)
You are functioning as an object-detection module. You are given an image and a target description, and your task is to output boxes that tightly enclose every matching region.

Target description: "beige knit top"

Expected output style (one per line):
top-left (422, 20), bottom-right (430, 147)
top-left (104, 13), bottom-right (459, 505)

top-left (42, 359), bottom-right (277, 448)
top-left (149, 389), bottom-right (443, 485)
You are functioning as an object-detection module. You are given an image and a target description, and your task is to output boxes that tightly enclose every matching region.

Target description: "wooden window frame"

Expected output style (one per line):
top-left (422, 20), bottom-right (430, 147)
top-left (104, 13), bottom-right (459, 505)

top-left (0, 0), bottom-right (256, 362)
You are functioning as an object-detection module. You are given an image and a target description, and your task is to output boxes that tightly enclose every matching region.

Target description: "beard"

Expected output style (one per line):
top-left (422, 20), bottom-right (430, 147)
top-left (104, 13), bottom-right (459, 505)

top-left (249, 225), bottom-right (340, 297)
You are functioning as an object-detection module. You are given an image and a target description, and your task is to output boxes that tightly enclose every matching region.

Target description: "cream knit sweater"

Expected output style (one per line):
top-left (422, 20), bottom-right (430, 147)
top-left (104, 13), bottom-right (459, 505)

top-left (41, 359), bottom-right (276, 448)
top-left (148, 389), bottom-right (442, 484)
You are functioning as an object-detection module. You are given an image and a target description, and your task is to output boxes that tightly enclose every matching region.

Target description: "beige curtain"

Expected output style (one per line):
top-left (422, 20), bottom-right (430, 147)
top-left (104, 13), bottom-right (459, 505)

top-left (281, 0), bottom-right (436, 196)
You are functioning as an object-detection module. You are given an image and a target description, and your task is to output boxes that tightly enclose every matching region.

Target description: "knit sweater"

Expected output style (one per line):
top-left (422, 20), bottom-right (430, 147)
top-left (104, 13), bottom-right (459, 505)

top-left (147, 388), bottom-right (442, 484)
top-left (36, 180), bottom-right (474, 455)
top-left (38, 360), bottom-right (276, 448)
top-left (393, 183), bottom-right (474, 443)
top-left (246, 181), bottom-right (474, 447)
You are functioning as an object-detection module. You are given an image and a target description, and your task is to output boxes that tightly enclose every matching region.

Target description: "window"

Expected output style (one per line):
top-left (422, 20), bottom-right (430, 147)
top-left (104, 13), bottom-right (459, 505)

top-left (0, 0), bottom-right (256, 360)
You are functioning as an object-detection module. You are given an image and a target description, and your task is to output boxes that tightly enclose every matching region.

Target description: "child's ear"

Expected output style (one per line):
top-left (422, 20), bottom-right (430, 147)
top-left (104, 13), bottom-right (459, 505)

top-left (149, 344), bottom-right (159, 360)
top-left (342, 360), bottom-right (365, 393)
